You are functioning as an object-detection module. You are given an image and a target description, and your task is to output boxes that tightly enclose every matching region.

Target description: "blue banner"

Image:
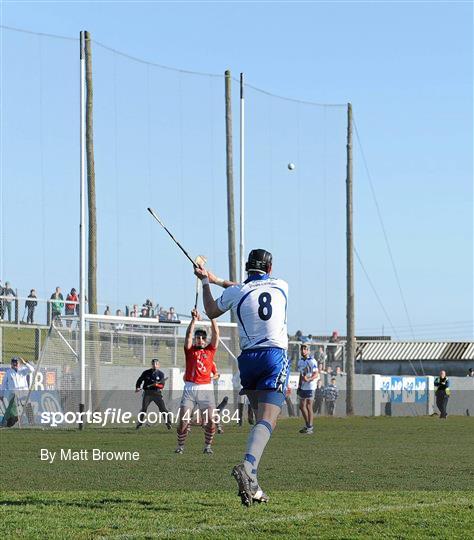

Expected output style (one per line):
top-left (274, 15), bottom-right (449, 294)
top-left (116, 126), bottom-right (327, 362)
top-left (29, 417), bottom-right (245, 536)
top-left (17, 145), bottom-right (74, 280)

top-left (415, 377), bottom-right (428, 403)
top-left (390, 376), bottom-right (403, 403)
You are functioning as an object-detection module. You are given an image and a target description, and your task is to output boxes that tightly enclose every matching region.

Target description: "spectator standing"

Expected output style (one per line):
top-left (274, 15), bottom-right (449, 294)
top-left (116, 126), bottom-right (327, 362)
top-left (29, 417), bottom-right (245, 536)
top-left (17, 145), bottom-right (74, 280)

top-left (324, 377), bottom-right (339, 416)
top-left (313, 379), bottom-right (325, 415)
top-left (143, 299), bottom-right (153, 317)
top-left (314, 345), bottom-right (327, 372)
top-left (25, 289), bottom-right (38, 324)
top-left (2, 282), bottom-right (16, 322)
top-left (50, 287), bottom-right (64, 325)
top-left (167, 307), bottom-right (178, 322)
top-left (65, 288), bottom-right (78, 328)
top-left (75, 294), bottom-right (81, 317)
top-left (104, 306), bottom-right (111, 316)
top-left (467, 368), bottom-right (474, 378)
top-left (327, 330), bottom-right (339, 366)
top-left (114, 309), bottom-right (124, 347)
top-left (434, 370), bottom-right (450, 419)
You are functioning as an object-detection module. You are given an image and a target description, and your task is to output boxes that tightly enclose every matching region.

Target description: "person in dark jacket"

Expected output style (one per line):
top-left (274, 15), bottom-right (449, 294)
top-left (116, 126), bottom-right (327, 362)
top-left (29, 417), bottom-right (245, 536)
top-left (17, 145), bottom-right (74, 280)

top-left (434, 370), bottom-right (450, 419)
top-left (25, 289), bottom-right (38, 324)
top-left (324, 377), bottom-right (339, 416)
top-left (2, 282), bottom-right (16, 322)
top-left (135, 359), bottom-right (171, 429)
top-left (313, 379), bottom-right (325, 415)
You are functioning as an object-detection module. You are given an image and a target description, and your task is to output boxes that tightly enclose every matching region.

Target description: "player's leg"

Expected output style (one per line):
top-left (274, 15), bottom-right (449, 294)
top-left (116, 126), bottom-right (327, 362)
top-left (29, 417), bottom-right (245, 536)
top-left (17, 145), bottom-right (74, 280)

top-left (176, 405), bottom-right (192, 452)
top-left (299, 395), bottom-right (312, 432)
top-left (136, 393), bottom-right (151, 429)
top-left (233, 349), bottom-right (289, 505)
top-left (176, 386), bottom-right (194, 452)
top-left (215, 395), bottom-right (228, 434)
top-left (306, 399), bottom-right (314, 433)
top-left (199, 388), bottom-right (216, 454)
top-left (154, 395), bottom-right (172, 430)
top-left (202, 406), bottom-right (216, 454)
top-left (237, 397), bottom-right (244, 426)
top-left (298, 393), bottom-right (309, 430)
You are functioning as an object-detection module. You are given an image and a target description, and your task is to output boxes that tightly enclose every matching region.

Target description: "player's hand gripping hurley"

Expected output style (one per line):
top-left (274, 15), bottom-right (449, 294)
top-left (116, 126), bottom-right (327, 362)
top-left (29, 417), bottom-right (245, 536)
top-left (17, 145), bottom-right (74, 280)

top-left (194, 255), bottom-right (207, 309)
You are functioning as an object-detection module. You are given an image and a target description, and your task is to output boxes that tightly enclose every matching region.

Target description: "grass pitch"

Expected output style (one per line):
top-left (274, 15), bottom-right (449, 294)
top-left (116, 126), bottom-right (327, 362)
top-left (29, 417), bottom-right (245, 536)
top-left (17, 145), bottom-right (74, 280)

top-left (1, 417), bottom-right (473, 538)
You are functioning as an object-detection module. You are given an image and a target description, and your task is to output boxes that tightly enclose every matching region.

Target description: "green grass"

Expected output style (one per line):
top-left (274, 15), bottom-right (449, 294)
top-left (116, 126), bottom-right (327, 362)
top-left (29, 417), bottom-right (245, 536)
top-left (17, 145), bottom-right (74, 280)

top-left (1, 325), bottom-right (45, 363)
top-left (1, 417), bottom-right (473, 538)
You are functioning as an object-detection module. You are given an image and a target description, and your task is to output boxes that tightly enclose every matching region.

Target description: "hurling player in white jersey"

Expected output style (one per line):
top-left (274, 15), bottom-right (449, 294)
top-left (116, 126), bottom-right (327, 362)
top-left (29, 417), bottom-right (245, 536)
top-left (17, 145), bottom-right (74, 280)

top-left (297, 344), bottom-right (319, 434)
top-left (194, 249), bottom-right (289, 506)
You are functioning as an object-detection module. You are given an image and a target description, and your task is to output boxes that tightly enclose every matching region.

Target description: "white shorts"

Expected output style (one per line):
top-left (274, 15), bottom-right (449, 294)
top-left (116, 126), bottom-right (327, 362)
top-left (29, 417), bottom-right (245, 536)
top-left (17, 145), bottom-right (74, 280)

top-left (180, 382), bottom-right (215, 410)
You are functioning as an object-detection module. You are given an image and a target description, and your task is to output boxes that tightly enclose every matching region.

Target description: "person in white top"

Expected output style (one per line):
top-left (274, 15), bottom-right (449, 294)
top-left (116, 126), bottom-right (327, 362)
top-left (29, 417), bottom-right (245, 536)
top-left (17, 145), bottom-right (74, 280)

top-left (194, 248), bottom-right (289, 507)
top-left (1, 356), bottom-right (34, 401)
top-left (296, 344), bottom-right (319, 434)
top-left (1, 356), bottom-right (35, 426)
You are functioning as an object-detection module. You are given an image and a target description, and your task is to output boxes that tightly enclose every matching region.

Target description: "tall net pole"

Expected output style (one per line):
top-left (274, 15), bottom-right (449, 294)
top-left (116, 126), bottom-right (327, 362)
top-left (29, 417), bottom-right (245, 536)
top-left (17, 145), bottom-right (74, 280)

top-left (225, 70), bottom-right (239, 398)
top-left (79, 31), bottom-right (86, 427)
top-left (346, 102), bottom-right (355, 415)
top-left (85, 31), bottom-right (97, 316)
top-left (85, 31), bottom-right (100, 412)
top-left (225, 71), bottom-right (237, 286)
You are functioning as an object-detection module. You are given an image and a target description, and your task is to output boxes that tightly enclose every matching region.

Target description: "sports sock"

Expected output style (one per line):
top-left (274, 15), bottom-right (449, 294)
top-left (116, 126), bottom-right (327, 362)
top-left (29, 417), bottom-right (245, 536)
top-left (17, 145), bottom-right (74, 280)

top-left (243, 420), bottom-right (272, 481)
top-left (204, 422), bottom-right (216, 446)
top-left (177, 426), bottom-right (188, 448)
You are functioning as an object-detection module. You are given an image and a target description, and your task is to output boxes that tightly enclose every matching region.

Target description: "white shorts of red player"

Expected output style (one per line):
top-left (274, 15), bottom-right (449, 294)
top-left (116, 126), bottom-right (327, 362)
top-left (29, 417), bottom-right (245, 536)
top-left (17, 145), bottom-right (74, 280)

top-left (180, 381), bottom-right (216, 410)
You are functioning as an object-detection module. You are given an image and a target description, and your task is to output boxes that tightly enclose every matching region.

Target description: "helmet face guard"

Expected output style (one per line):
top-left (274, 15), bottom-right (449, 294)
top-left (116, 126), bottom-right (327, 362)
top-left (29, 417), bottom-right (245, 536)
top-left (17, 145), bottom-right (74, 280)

top-left (245, 249), bottom-right (272, 274)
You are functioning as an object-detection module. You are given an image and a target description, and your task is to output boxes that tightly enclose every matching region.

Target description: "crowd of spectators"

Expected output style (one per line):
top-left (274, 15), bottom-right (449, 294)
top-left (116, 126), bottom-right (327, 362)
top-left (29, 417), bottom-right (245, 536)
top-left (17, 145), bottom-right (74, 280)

top-left (289, 329), bottom-right (345, 374)
top-left (0, 281), bottom-right (181, 328)
top-left (120, 301), bottom-right (179, 323)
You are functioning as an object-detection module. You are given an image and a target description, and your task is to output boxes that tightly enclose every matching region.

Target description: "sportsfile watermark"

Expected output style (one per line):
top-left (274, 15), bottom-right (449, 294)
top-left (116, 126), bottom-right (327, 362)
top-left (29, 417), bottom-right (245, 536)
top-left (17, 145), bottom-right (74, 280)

top-left (40, 407), bottom-right (240, 427)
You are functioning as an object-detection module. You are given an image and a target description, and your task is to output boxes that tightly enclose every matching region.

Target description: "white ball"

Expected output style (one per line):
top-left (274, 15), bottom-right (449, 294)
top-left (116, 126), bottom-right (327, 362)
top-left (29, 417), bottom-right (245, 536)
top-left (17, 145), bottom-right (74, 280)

top-left (288, 163), bottom-right (295, 171)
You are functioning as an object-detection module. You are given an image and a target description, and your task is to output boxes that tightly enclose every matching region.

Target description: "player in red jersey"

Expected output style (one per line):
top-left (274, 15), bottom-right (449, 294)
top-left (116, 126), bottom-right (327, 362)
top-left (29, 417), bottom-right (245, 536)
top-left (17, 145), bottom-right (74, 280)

top-left (175, 308), bottom-right (219, 455)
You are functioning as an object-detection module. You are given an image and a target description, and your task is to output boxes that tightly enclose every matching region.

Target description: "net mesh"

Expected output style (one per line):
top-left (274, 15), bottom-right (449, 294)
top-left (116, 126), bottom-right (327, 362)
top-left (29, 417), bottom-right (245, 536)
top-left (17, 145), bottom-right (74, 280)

top-left (2, 28), bottom-right (348, 336)
top-left (19, 314), bottom-right (241, 427)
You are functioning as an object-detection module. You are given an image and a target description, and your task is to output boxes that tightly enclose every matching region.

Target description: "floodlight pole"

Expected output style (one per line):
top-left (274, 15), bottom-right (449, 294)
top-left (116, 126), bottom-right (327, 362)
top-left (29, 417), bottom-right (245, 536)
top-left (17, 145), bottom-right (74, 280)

top-left (79, 31), bottom-right (86, 428)
top-left (239, 73), bottom-right (245, 282)
top-left (346, 102), bottom-right (355, 415)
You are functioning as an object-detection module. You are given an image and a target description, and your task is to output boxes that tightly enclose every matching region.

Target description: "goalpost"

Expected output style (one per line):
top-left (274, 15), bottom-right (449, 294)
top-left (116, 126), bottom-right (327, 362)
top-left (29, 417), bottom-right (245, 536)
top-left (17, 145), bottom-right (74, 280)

top-left (20, 314), bottom-right (240, 428)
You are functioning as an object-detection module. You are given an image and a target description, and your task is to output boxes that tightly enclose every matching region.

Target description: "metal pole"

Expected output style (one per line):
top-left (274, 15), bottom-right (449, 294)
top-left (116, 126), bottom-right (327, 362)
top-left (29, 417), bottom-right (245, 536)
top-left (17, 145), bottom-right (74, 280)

top-left (239, 73), bottom-right (245, 282)
top-left (346, 103), bottom-right (355, 415)
top-left (79, 31), bottom-right (86, 428)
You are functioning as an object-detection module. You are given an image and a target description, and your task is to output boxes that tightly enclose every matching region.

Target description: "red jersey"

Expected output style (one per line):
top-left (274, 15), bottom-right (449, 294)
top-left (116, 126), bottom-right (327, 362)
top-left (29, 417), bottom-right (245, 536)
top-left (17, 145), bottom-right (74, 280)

top-left (65, 293), bottom-right (78, 311)
top-left (184, 344), bottom-right (217, 384)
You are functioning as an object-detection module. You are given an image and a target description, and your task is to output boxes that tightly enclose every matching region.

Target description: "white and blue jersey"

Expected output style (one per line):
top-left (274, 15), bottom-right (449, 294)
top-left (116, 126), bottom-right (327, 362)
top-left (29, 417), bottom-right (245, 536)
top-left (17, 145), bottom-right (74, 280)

top-left (216, 274), bottom-right (288, 351)
top-left (216, 274), bottom-right (289, 398)
top-left (297, 357), bottom-right (319, 391)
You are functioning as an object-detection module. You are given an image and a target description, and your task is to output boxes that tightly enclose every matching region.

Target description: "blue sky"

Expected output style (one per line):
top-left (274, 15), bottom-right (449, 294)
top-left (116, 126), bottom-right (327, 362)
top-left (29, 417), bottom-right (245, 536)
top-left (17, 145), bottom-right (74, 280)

top-left (1, 1), bottom-right (472, 339)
